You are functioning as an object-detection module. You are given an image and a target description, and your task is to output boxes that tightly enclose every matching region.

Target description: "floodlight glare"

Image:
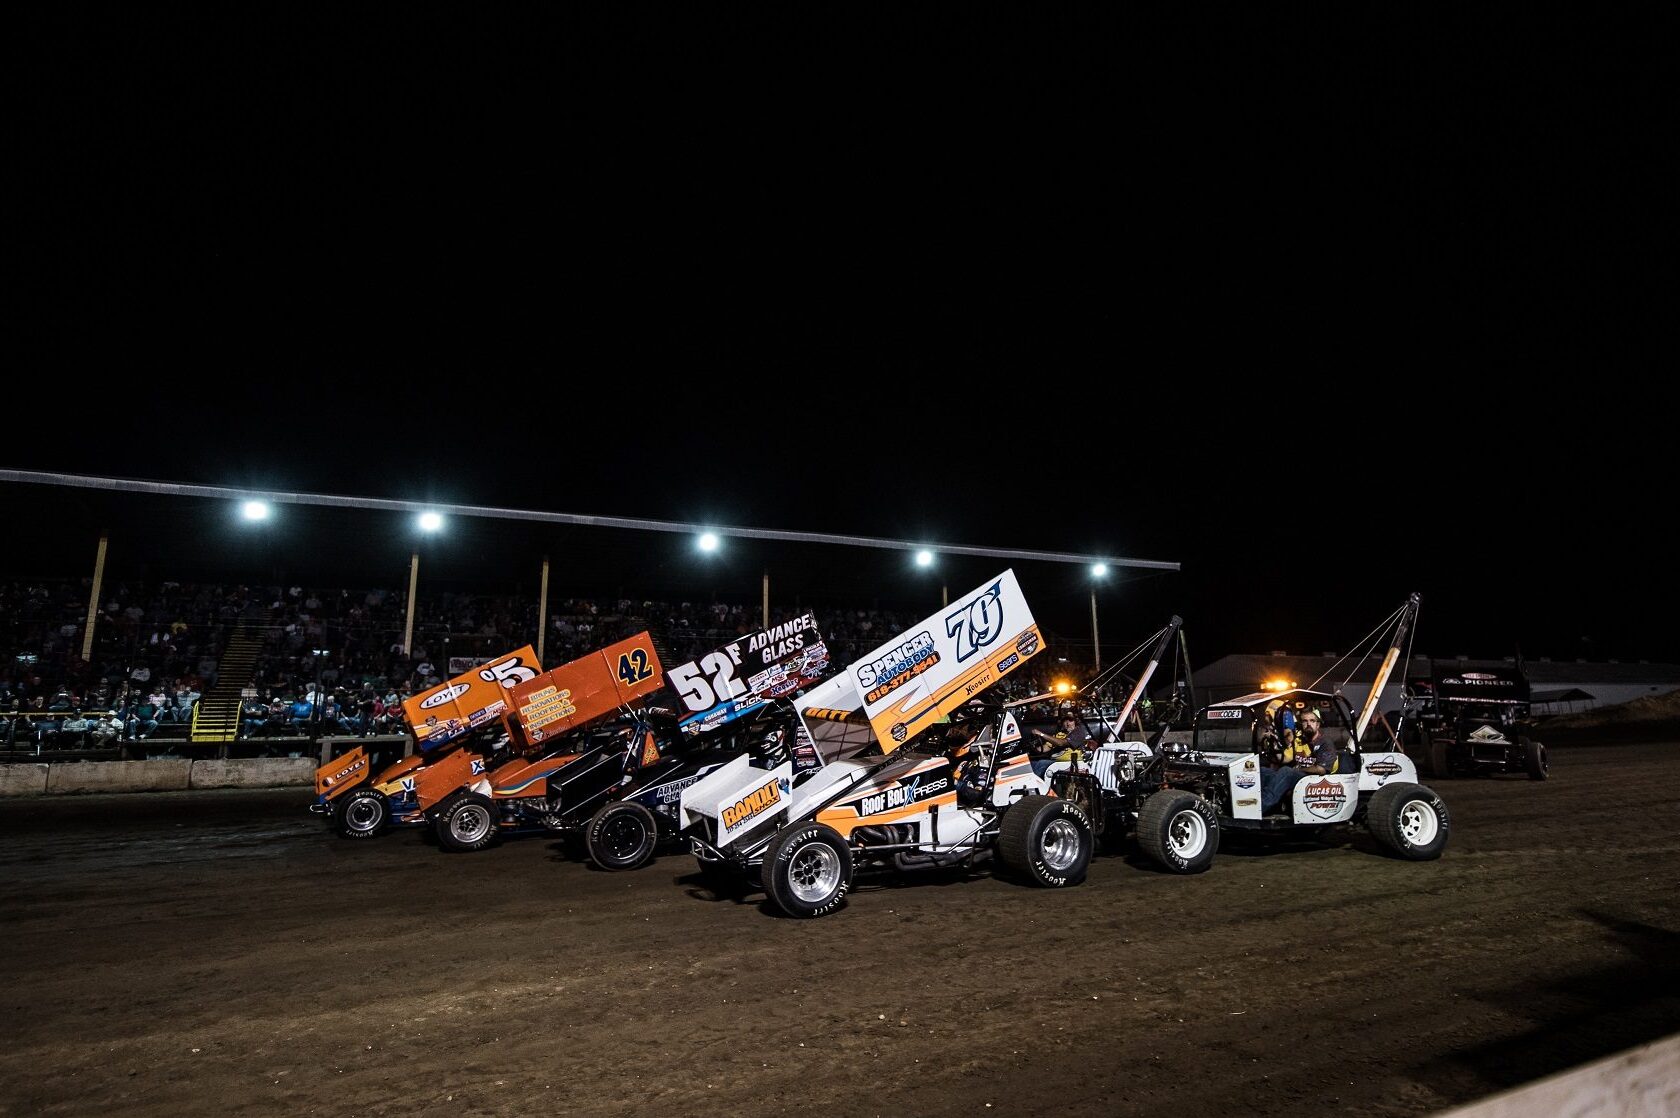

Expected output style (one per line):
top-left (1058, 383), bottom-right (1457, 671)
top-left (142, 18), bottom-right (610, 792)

top-left (417, 511), bottom-right (444, 532)
top-left (1091, 562), bottom-right (1108, 577)
top-left (241, 500), bottom-right (270, 521)
top-left (697, 531), bottom-right (721, 552)
top-left (914, 549), bottom-right (934, 568)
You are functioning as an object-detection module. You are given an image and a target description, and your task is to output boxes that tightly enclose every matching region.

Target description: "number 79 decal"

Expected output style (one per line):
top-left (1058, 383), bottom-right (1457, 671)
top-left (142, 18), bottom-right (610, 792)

top-left (946, 581), bottom-right (1004, 663)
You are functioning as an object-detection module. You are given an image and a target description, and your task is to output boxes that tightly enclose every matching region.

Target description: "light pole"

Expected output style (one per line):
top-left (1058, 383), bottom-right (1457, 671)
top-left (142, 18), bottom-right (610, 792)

top-left (405, 511), bottom-right (444, 658)
top-left (1090, 563), bottom-right (1108, 672)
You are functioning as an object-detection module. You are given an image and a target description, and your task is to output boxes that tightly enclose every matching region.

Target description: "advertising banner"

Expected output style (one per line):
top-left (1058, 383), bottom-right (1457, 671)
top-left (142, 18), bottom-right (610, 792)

top-left (403, 645), bottom-right (540, 751)
top-left (850, 570), bottom-right (1042, 752)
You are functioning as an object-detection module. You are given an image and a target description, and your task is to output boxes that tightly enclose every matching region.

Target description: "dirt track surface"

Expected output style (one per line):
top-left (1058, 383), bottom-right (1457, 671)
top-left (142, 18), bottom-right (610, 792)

top-left (3, 741), bottom-right (1678, 1117)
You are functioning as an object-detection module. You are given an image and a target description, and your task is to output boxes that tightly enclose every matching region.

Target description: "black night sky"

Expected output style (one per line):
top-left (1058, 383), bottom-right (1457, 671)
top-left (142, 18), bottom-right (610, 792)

top-left (10, 6), bottom-right (1671, 666)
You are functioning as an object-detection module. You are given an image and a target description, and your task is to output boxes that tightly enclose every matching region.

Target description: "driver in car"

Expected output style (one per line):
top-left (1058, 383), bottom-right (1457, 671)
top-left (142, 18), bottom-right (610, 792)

top-left (1259, 709), bottom-right (1338, 813)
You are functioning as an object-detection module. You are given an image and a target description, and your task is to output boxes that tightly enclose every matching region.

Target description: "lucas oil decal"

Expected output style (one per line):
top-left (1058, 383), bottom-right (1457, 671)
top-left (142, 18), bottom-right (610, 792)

top-left (1302, 777), bottom-right (1347, 820)
top-left (721, 776), bottom-right (790, 832)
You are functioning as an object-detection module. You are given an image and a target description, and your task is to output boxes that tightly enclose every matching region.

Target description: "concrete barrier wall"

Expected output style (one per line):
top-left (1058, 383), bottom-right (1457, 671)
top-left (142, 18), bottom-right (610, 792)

top-left (1440, 1030), bottom-right (1680, 1117)
top-left (47, 760), bottom-right (194, 795)
top-left (0, 764), bottom-right (49, 797)
top-left (0, 758), bottom-right (317, 797)
top-left (189, 758), bottom-right (316, 790)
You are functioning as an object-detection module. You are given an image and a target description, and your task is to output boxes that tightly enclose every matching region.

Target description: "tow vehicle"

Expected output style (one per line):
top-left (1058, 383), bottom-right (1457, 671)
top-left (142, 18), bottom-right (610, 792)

top-left (1051, 593), bottom-right (1451, 872)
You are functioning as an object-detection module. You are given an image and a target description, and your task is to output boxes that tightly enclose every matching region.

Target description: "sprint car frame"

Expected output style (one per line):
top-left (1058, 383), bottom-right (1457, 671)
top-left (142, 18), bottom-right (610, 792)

top-left (678, 571), bottom-right (1096, 918)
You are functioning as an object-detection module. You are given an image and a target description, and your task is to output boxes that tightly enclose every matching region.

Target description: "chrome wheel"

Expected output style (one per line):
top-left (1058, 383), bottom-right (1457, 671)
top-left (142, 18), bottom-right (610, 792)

top-left (451, 803), bottom-right (492, 844)
top-left (1040, 818), bottom-right (1083, 871)
top-left (344, 798), bottom-right (382, 833)
top-left (787, 842), bottom-right (841, 904)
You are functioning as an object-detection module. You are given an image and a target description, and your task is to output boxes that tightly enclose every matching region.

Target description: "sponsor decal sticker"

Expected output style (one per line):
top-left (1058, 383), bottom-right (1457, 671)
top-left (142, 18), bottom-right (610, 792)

top-left (1242, 757), bottom-right (1258, 771)
top-left (1366, 758), bottom-right (1403, 778)
top-left (721, 776), bottom-right (789, 831)
top-left (1302, 777), bottom-right (1347, 820)
top-left (420, 683), bottom-right (472, 709)
top-left (858, 775), bottom-right (948, 817)
top-left (1206, 708), bottom-right (1244, 720)
top-left (1015, 630), bottom-right (1039, 657)
top-left (324, 755), bottom-right (367, 786)
top-left (1234, 772), bottom-right (1257, 789)
top-left (858, 631), bottom-right (941, 704)
top-left (1236, 797), bottom-right (1259, 808)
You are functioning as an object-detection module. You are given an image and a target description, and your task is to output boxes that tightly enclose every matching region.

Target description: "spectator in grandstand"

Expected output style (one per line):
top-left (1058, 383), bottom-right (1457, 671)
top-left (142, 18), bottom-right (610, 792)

top-left (91, 711), bottom-right (123, 750)
top-left (59, 710), bottom-right (91, 747)
top-left (240, 695), bottom-right (269, 737)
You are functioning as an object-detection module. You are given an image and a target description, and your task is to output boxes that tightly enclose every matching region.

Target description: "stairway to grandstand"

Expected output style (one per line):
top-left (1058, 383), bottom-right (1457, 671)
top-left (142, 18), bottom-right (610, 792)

top-left (190, 608), bottom-right (271, 743)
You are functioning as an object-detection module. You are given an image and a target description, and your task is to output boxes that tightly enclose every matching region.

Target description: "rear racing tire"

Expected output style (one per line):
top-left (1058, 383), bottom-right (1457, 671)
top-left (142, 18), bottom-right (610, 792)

top-left (1522, 738), bottom-right (1549, 781)
top-left (333, 787), bottom-right (389, 840)
top-left (1136, 789), bottom-right (1219, 874)
top-left (763, 822), bottom-right (853, 918)
top-left (998, 794), bottom-right (1092, 887)
top-left (435, 792), bottom-right (498, 853)
top-left (1429, 738), bottom-right (1452, 779)
top-left (1366, 783), bottom-right (1450, 860)
top-left (585, 800), bottom-right (660, 870)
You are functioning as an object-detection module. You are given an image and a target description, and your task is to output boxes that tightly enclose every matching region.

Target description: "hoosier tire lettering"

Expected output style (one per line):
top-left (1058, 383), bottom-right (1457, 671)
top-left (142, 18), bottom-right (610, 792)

top-left (763, 822), bottom-right (853, 918)
top-left (1137, 789), bottom-right (1220, 874)
top-left (586, 800), bottom-right (660, 871)
top-left (333, 787), bottom-right (389, 840)
top-left (998, 795), bottom-right (1092, 888)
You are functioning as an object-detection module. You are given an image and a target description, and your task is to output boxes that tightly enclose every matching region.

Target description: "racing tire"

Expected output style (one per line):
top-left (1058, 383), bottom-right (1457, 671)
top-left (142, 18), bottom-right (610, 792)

top-left (763, 822), bottom-right (853, 918)
top-left (333, 787), bottom-right (389, 840)
top-left (435, 792), bottom-right (498, 853)
top-left (1428, 739), bottom-right (1452, 779)
top-left (1522, 738), bottom-right (1549, 781)
top-left (1366, 783), bottom-right (1450, 861)
top-left (998, 794), bottom-right (1093, 887)
top-left (1136, 789), bottom-right (1219, 874)
top-left (585, 800), bottom-right (660, 870)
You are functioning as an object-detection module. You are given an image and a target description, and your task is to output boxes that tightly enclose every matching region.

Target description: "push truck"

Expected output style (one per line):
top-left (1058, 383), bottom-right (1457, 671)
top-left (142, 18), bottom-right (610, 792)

top-left (679, 570), bottom-right (1096, 918)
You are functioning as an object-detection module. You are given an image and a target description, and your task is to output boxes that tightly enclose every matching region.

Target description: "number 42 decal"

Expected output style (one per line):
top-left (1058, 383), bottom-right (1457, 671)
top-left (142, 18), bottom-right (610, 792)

top-left (617, 648), bottom-right (654, 687)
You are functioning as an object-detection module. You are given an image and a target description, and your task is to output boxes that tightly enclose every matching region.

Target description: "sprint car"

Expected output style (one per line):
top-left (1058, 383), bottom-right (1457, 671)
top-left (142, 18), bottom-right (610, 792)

top-left (680, 570), bottom-right (1094, 917)
top-left (311, 645), bottom-right (543, 838)
top-left (1403, 664), bottom-right (1548, 780)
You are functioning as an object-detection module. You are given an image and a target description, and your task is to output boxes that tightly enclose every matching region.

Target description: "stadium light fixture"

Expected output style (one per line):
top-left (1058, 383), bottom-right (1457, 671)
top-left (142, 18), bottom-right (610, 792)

top-left (1262, 678), bottom-right (1296, 692)
top-left (240, 500), bottom-right (271, 522)
top-left (417, 511), bottom-right (444, 532)
top-left (914, 549), bottom-right (934, 568)
top-left (697, 531), bottom-right (721, 553)
top-left (1054, 680), bottom-right (1074, 695)
top-left (1091, 562), bottom-right (1108, 577)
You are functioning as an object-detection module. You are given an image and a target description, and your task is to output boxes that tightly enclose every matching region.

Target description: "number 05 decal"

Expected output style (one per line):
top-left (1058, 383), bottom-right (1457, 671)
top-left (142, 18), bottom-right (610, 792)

top-left (617, 647), bottom-right (654, 687)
